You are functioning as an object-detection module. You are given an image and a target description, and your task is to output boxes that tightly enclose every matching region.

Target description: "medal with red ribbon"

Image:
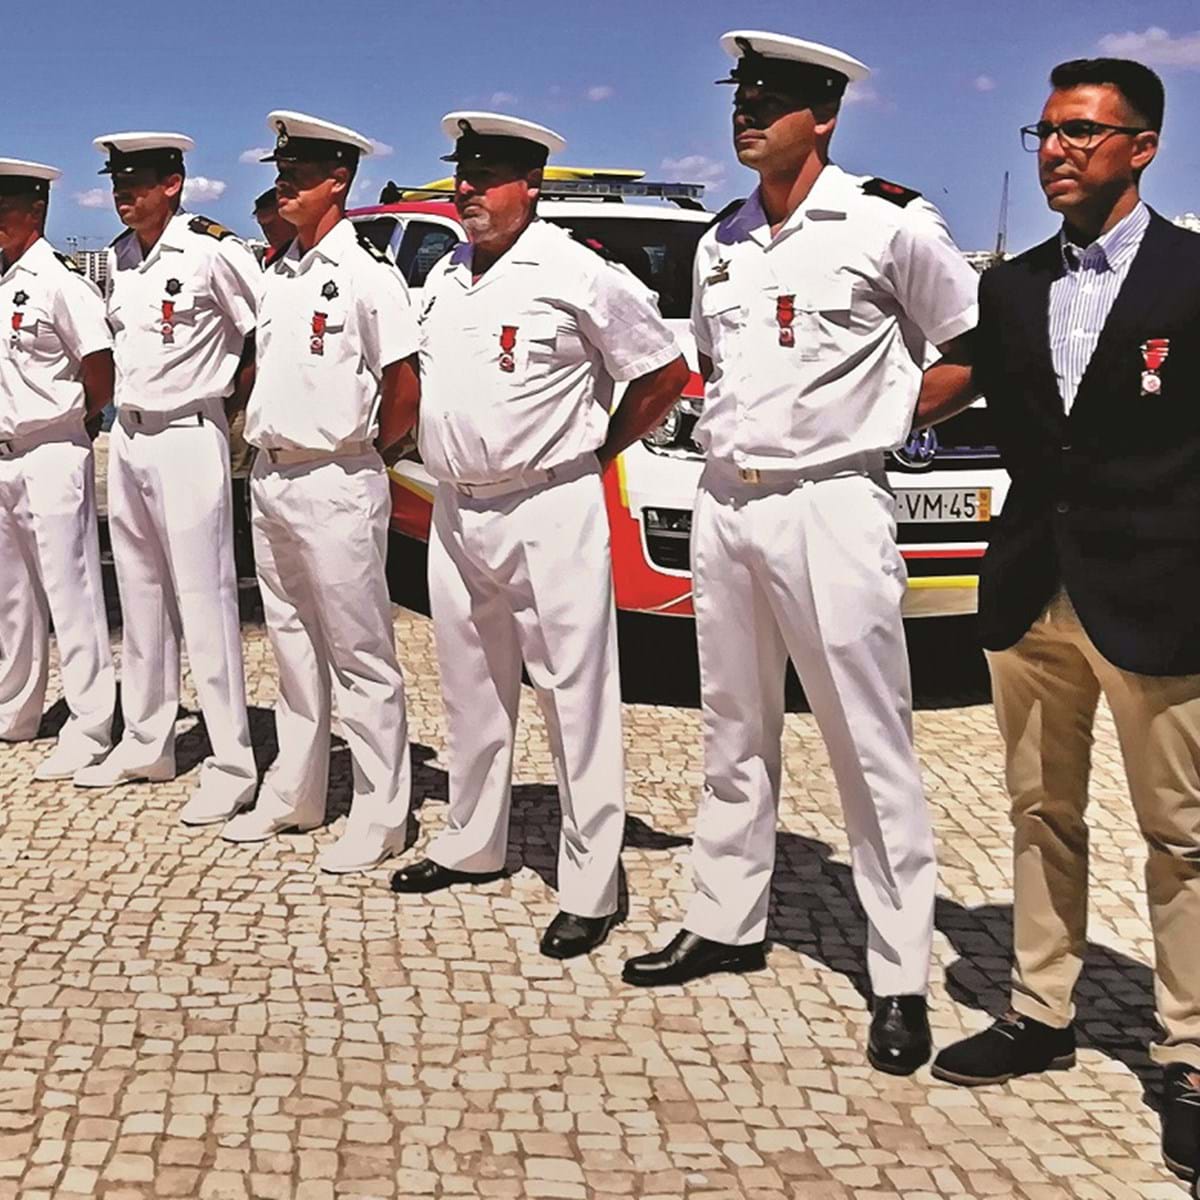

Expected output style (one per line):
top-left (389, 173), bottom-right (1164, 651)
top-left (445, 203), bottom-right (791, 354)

top-left (311, 311), bottom-right (327, 356)
top-left (1140, 338), bottom-right (1169, 396)
top-left (499, 325), bottom-right (518, 373)
top-left (776, 294), bottom-right (796, 348)
top-left (160, 299), bottom-right (176, 345)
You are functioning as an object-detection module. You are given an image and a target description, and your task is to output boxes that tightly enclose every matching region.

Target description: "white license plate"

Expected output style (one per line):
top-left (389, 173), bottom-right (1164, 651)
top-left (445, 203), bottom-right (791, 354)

top-left (895, 487), bottom-right (991, 523)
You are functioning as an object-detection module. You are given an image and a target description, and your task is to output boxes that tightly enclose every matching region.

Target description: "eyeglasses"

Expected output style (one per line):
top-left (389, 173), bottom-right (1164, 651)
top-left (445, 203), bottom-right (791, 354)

top-left (1021, 119), bottom-right (1150, 152)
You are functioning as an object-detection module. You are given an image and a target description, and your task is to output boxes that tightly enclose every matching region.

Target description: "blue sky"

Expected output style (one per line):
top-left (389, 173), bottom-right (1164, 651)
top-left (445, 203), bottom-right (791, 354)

top-left (14, 0), bottom-right (1200, 254)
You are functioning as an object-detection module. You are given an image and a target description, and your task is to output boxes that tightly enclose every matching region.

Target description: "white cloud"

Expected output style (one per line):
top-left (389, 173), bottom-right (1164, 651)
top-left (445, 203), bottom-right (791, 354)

top-left (587, 85), bottom-right (615, 102)
top-left (182, 176), bottom-right (227, 204)
top-left (239, 146), bottom-right (272, 164)
top-left (1098, 26), bottom-right (1200, 67)
top-left (489, 90), bottom-right (518, 107)
top-left (74, 188), bottom-right (108, 209)
top-left (369, 139), bottom-right (394, 158)
top-left (350, 175), bottom-right (375, 203)
top-left (974, 75), bottom-right (997, 92)
top-left (843, 81), bottom-right (880, 106)
top-left (661, 154), bottom-right (726, 186)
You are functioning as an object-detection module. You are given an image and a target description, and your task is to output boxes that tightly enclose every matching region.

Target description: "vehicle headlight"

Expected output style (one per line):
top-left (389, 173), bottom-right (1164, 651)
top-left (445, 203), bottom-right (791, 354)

top-left (644, 403), bottom-right (682, 448)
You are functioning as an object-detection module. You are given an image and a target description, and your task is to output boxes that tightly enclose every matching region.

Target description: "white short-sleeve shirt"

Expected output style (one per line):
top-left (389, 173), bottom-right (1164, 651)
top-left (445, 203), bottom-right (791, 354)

top-left (691, 164), bottom-right (979, 471)
top-left (106, 210), bottom-right (260, 413)
top-left (417, 219), bottom-right (681, 485)
top-left (245, 218), bottom-right (419, 454)
top-left (0, 238), bottom-right (112, 439)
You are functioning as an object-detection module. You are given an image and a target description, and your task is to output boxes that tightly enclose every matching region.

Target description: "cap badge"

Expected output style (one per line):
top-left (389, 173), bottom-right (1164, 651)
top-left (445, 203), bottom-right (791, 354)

top-left (321, 280), bottom-right (339, 301)
top-left (165, 278), bottom-right (182, 296)
top-left (498, 324), bottom-right (518, 373)
top-left (275, 120), bottom-right (289, 149)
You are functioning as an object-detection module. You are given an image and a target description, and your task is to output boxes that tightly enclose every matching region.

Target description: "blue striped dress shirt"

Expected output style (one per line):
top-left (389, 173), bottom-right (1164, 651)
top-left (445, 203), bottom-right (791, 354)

top-left (1048, 201), bottom-right (1150, 412)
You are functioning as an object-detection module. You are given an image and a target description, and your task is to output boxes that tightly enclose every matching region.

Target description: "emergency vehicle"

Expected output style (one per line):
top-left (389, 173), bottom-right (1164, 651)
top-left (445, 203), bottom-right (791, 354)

top-left (349, 168), bottom-right (1006, 619)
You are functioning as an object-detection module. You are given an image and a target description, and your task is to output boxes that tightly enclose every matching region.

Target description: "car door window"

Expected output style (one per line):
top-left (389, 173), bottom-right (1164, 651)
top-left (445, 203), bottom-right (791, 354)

top-left (398, 222), bottom-right (461, 288)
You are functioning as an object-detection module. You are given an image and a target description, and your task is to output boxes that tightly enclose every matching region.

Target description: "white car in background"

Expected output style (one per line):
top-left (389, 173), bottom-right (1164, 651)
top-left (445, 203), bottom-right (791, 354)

top-left (350, 169), bottom-right (1006, 619)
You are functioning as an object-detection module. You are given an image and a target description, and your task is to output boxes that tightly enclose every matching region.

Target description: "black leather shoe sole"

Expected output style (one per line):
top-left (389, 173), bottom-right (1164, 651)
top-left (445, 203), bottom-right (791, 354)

top-left (622, 943), bottom-right (766, 987)
top-left (868, 1042), bottom-right (932, 1077)
top-left (930, 1051), bottom-right (1076, 1087)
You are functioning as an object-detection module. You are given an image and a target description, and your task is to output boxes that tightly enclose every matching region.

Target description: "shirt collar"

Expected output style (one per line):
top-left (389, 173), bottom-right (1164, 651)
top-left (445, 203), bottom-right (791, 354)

top-left (738, 164), bottom-right (851, 246)
top-left (1, 236), bottom-right (53, 280)
top-left (157, 209), bottom-right (193, 252)
top-left (449, 218), bottom-right (549, 286)
top-left (284, 217), bottom-right (357, 272)
top-left (1059, 201), bottom-right (1149, 272)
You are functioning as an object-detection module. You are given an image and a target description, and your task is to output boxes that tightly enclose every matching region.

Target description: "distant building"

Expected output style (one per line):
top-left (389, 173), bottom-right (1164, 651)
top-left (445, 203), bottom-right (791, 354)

top-left (1174, 213), bottom-right (1200, 233)
top-left (963, 249), bottom-right (1003, 274)
top-left (71, 249), bottom-right (109, 291)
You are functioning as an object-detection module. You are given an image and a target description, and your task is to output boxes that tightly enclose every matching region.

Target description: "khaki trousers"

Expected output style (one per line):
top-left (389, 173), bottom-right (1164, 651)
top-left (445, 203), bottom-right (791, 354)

top-left (988, 592), bottom-right (1200, 1068)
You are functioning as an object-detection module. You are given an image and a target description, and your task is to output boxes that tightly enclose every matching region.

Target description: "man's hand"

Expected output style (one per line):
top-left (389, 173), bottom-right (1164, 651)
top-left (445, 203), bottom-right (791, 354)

top-left (80, 349), bottom-right (114, 426)
top-left (597, 355), bottom-right (691, 470)
top-left (377, 354), bottom-right (421, 461)
top-left (226, 332), bottom-right (257, 421)
top-left (914, 332), bottom-right (977, 428)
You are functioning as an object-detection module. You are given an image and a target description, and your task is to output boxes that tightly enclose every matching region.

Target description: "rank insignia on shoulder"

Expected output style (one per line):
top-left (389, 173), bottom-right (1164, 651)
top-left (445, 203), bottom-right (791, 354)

top-left (109, 228), bottom-right (134, 249)
top-left (861, 178), bottom-right (921, 207)
top-left (188, 216), bottom-right (235, 240)
top-left (356, 231), bottom-right (392, 264)
top-left (52, 251), bottom-right (85, 275)
top-left (708, 198), bottom-right (746, 230)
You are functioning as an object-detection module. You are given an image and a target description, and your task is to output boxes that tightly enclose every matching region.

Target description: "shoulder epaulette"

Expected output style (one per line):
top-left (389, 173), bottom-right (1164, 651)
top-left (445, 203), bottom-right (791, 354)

top-left (861, 178), bottom-right (921, 208)
top-left (708, 197), bottom-right (747, 229)
top-left (53, 250), bottom-right (85, 276)
top-left (109, 228), bottom-right (134, 249)
top-left (188, 215), bottom-right (235, 241)
top-left (569, 230), bottom-right (619, 263)
top-left (356, 230), bottom-right (393, 264)
top-left (263, 240), bottom-right (293, 268)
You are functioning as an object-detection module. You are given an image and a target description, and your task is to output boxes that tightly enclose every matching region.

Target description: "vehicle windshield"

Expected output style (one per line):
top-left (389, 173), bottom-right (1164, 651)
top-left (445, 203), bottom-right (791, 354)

top-left (551, 217), bottom-right (704, 319)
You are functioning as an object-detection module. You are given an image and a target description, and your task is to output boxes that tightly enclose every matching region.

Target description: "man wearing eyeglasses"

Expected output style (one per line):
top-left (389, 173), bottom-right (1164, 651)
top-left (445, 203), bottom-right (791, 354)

top-left (923, 57), bottom-right (1200, 1182)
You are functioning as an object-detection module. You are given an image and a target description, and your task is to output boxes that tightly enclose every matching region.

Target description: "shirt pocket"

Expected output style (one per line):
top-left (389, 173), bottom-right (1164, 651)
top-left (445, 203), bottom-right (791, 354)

top-left (698, 291), bottom-right (744, 361)
top-left (791, 275), bottom-right (854, 361)
top-left (11, 304), bottom-right (58, 359)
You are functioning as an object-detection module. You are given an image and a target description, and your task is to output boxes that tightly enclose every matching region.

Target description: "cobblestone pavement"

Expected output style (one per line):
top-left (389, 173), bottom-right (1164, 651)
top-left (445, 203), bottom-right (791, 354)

top-left (0, 442), bottom-right (1185, 1198)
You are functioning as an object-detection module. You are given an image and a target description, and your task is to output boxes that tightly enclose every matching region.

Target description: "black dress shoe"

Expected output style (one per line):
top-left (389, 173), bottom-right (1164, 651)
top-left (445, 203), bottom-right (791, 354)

top-left (931, 1014), bottom-right (1075, 1086)
top-left (868, 995), bottom-right (932, 1076)
top-left (622, 930), bottom-right (766, 987)
top-left (540, 911), bottom-right (618, 960)
top-left (389, 858), bottom-right (504, 894)
top-left (1162, 1064), bottom-right (1200, 1181)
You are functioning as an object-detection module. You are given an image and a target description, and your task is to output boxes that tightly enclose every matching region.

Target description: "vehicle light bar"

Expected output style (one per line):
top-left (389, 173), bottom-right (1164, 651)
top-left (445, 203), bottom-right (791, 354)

top-left (380, 180), bottom-right (706, 203)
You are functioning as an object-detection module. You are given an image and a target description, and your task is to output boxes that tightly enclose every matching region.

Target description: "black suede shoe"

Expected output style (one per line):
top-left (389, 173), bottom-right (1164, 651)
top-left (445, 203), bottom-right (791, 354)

top-left (868, 995), bottom-right (932, 1076)
top-left (539, 911), bottom-right (618, 960)
top-left (389, 858), bottom-right (505, 894)
top-left (622, 930), bottom-right (766, 987)
top-left (931, 1014), bottom-right (1075, 1086)
top-left (1162, 1064), bottom-right (1200, 1181)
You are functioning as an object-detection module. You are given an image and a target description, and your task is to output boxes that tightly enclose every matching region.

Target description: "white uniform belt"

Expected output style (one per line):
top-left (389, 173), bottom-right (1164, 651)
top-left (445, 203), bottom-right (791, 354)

top-left (0, 421), bottom-right (86, 458)
top-left (449, 454), bottom-right (596, 500)
top-left (259, 440), bottom-right (375, 467)
top-left (119, 401), bottom-right (210, 435)
top-left (709, 452), bottom-right (884, 487)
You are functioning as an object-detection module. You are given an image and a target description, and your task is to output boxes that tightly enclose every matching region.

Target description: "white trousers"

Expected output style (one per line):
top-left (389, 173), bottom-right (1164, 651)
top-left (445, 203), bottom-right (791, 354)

top-left (107, 410), bottom-right (255, 792)
top-left (427, 461), bottom-right (625, 918)
top-left (0, 434), bottom-right (114, 753)
top-left (250, 452), bottom-right (410, 839)
top-left (686, 462), bottom-right (936, 996)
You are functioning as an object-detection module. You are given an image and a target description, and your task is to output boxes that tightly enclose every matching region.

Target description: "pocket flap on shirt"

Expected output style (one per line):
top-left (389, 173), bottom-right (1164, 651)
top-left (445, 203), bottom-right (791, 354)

top-left (521, 313), bottom-right (559, 344)
top-left (796, 276), bottom-right (853, 313)
top-left (699, 291), bottom-right (742, 318)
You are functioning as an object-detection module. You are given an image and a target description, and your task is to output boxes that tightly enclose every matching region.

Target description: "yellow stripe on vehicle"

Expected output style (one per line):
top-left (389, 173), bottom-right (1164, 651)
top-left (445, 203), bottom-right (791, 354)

top-left (388, 471), bottom-right (434, 502)
top-left (906, 576), bottom-right (979, 589)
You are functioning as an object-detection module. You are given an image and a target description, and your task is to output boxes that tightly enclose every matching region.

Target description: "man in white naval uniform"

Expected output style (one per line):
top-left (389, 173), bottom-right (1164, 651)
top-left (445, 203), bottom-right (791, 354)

top-left (74, 134), bottom-right (259, 828)
top-left (222, 112), bottom-right (419, 875)
top-left (0, 159), bottom-right (115, 780)
top-left (390, 113), bottom-right (689, 959)
top-left (623, 33), bottom-right (979, 1074)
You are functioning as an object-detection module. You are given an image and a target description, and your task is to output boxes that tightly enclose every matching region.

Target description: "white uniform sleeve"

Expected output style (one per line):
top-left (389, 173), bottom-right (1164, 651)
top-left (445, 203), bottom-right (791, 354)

top-left (690, 245), bottom-right (714, 359)
top-left (361, 263), bottom-right (419, 375)
top-left (53, 272), bottom-right (113, 362)
top-left (576, 259), bottom-right (680, 382)
top-left (881, 201), bottom-right (979, 347)
top-left (209, 238), bottom-right (262, 337)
